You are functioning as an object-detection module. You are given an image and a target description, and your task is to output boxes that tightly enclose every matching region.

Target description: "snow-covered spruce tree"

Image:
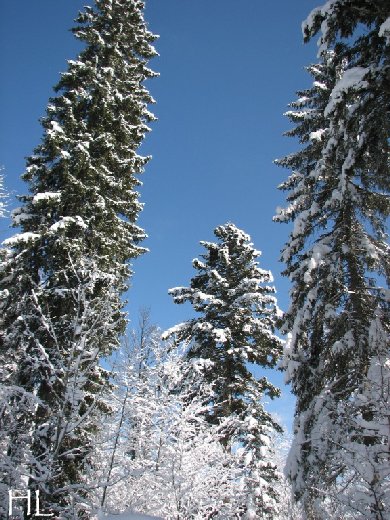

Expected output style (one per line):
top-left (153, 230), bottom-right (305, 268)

top-left (0, 1), bottom-right (156, 516)
top-left (276, 3), bottom-right (390, 517)
top-left (164, 223), bottom-right (283, 519)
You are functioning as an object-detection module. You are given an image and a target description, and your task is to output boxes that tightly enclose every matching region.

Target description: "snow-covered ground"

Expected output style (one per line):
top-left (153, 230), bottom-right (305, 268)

top-left (98, 511), bottom-right (162, 520)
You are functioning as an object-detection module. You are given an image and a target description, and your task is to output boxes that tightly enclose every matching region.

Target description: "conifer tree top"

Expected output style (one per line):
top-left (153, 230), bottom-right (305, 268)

top-left (164, 222), bottom-right (283, 402)
top-left (166, 223), bottom-right (282, 355)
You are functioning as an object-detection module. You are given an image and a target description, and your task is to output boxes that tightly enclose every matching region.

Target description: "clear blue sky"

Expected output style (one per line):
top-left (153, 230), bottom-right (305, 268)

top-left (0, 0), bottom-right (320, 429)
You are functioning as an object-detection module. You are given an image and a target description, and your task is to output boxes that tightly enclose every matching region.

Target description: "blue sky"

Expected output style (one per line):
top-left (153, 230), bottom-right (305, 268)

top-left (0, 0), bottom-right (320, 429)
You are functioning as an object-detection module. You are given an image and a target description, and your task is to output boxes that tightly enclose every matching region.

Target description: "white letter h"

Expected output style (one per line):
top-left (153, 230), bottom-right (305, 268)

top-left (8, 489), bottom-right (31, 516)
top-left (8, 489), bottom-right (54, 517)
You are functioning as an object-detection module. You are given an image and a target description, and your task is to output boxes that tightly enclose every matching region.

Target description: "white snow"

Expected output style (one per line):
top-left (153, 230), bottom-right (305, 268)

top-left (313, 81), bottom-right (328, 90)
top-left (309, 129), bottom-right (326, 141)
top-left (98, 512), bottom-right (162, 520)
top-left (3, 232), bottom-right (40, 246)
top-left (325, 67), bottom-right (369, 116)
top-left (32, 192), bottom-right (61, 204)
top-left (292, 209), bottom-right (310, 237)
top-left (284, 110), bottom-right (311, 120)
top-left (302, 1), bottom-right (338, 53)
top-left (213, 328), bottom-right (228, 343)
top-left (11, 207), bottom-right (32, 225)
top-left (47, 120), bottom-right (64, 136)
top-left (302, 5), bottom-right (322, 36)
top-left (50, 216), bottom-right (88, 232)
top-left (68, 59), bottom-right (87, 68)
top-left (379, 17), bottom-right (390, 43)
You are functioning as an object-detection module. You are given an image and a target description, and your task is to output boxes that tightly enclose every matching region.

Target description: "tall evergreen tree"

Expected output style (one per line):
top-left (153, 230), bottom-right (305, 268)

top-left (276, 2), bottom-right (390, 517)
top-left (0, 1), bottom-right (156, 517)
top-left (164, 223), bottom-right (283, 518)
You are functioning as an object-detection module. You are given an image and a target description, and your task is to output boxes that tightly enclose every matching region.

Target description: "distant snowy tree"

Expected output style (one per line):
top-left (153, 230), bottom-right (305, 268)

top-left (97, 309), bottom-right (160, 511)
top-left (164, 223), bottom-right (283, 518)
top-left (93, 311), bottom-right (241, 520)
top-left (0, 0), bottom-right (156, 516)
top-left (276, 3), bottom-right (390, 517)
top-left (271, 432), bottom-right (304, 520)
top-left (0, 168), bottom-right (7, 218)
